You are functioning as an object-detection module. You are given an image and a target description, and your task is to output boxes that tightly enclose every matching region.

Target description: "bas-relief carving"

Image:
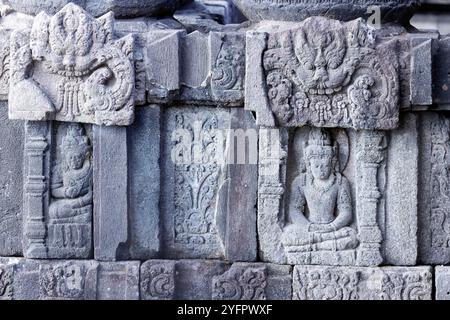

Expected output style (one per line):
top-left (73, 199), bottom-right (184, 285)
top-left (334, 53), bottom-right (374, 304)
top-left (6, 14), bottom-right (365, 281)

top-left (163, 108), bottom-right (228, 259)
top-left (8, 3), bottom-right (135, 126)
top-left (258, 126), bottom-right (386, 266)
top-left (23, 121), bottom-right (93, 259)
top-left (0, 266), bottom-right (13, 300)
top-left (246, 17), bottom-right (401, 130)
top-left (212, 266), bottom-right (267, 300)
top-left (282, 128), bottom-right (358, 265)
top-left (294, 266), bottom-right (432, 300)
top-left (140, 261), bottom-right (175, 300)
top-left (47, 123), bottom-right (93, 258)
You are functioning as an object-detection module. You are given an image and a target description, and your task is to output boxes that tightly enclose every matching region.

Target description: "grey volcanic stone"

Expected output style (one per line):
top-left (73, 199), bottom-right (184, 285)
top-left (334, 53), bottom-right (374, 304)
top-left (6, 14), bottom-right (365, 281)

top-left (93, 125), bottom-right (128, 261)
top-left (383, 113), bottom-right (418, 265)
top-left (0, 102), bottom-right (23, 256)
top-left (232, 0), bottom-right (419, 23)
top-left (436, 266), bottom-right (450, 300)
top-left (293, 266), bottom-right (432, 300)
top-left (0, 258), bottom-right (140, 300)
top-left (140, 260), bottom-right (291, 300)
top-left (6, 0), bottom-right (190, 18)
top-left (127, 106), bottom-right (161, 259)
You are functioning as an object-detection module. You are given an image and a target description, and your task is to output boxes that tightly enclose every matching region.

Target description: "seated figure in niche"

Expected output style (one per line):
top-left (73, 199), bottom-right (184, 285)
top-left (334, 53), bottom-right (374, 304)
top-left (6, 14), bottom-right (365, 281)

top-left (281, 128), bottom-right (358, 252)
top-left (49, 124), bottom-right (92, 221)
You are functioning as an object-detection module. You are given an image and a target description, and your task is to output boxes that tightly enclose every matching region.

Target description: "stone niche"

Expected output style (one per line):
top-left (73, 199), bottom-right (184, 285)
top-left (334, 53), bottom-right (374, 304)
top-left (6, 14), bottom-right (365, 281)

top-left (23, 121), bottom-right (93, 259)
top-left (258, 113), bottom-right (420, 267)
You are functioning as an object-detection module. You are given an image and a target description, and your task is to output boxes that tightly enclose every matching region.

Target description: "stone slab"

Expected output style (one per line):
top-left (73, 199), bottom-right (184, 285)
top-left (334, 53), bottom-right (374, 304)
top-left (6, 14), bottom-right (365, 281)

top-left (140, 260), bottom-right (291, 300)
top-left (436, 266), bottom-right (450, 300)
top-left (293, 266), bottom-right (432, 300)
top-left (0, 102), bottom-right (23, 256)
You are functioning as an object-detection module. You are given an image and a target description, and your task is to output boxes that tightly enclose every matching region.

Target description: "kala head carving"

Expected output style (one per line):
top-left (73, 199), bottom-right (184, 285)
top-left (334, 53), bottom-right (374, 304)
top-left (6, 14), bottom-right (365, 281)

top-left (9, 3), bottom-right (135, 126)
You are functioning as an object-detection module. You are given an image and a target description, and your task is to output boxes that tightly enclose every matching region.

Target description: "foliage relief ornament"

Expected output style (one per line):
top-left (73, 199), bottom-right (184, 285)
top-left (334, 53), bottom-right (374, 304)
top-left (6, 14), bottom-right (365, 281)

top-left (8, 3), bottom-right (135, 126)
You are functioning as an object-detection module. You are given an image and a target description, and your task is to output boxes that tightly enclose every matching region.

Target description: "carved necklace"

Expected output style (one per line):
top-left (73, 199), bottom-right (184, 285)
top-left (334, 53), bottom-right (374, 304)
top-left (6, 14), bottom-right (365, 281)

top-left (309, 174), bottom-right (336, 194)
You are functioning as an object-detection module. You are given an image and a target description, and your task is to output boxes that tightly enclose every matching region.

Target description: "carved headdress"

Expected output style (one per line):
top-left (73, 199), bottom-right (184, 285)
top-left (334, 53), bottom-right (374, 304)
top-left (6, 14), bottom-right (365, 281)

top-left (304, 128), bottom-right (335, 160)
top-left (62, 124), bottom-right (90, 156)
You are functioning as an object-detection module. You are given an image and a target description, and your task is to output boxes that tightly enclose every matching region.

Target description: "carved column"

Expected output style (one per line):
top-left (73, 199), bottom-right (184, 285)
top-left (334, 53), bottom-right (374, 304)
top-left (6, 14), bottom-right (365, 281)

top-left (356, 130), bottom-right (386, 266)
top-left (23, 121), bottom-right (51, 258)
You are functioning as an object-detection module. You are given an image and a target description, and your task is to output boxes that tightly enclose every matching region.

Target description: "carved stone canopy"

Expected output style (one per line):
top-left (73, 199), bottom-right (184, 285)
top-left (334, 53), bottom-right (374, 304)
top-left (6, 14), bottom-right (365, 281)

top-left (8, 3), bottom-right (136, 126)
top-left (232, 0), bottom-right (420, 23)
top-left (5, 0), bottom-right (190, 18)
top-left (245, 17), bottom-right (401, 130)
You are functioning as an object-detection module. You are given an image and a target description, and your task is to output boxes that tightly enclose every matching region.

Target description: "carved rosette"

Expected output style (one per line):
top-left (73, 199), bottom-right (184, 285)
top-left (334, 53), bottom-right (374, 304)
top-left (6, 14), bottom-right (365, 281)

top-left (246, 17), bottom-right (400, 130)
top-left (212, 266), bottom-right (267, 300)
top-left (8, 3), bottom-right (135, 126)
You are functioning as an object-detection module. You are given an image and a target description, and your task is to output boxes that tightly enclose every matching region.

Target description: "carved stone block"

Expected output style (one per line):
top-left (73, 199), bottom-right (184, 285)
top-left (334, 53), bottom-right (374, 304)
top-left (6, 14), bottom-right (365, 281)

top-left (258, 126), bottom-right (390, 266)
top-left (140, 260), bottom-right (291, 300)
top-left (0, 258), bottom-right (139, 300)
top-left (8, 3), bottom-right (136, 126)
top-left (418, 113), bottom-right (450, 264)
top-left (23, 121), bottom-right (93, 259)
top-left (436, 266), bottom-right (450, 300)
top-left (0, 102), bottom-right (23, 256)
top-left (161, 107), bottom-right (257, 261)
top-left (245, 18), bottom-right (401, 130)
top-left (7, 0), bottom-right (189, 18)
top-left (293, 266), bottom-right (432, 300)
top-left (410, 35), bottom-right (435, 106)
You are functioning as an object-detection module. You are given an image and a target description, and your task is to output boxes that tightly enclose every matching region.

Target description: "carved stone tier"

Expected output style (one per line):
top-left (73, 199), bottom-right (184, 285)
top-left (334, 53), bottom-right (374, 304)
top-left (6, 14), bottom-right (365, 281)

top-left (4, 0), bottom-right (189, 18)
top-left (232, 0), bottom-right (419, 23)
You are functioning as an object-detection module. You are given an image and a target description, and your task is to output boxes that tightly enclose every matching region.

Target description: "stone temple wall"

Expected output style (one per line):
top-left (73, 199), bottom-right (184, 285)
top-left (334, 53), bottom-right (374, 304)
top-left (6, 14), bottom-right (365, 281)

top-left (0, 0), bottom-right (449, 300)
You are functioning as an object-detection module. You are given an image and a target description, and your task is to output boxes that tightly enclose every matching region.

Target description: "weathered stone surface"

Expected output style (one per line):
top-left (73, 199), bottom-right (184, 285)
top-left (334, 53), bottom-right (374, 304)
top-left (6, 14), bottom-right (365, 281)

top-left (0, 102), bottom-right (23, 256)
top-left (23, 121), bottom-right (93, 259)
top-left (232, 0), bottom-right (419, 23)
top-left (418, 113), bottom-right (450, 264)
top-left (161, 107), bottom-right (257, 261)
top-left (245, 18), bottom-right (401, 130)
top-left (212, 263), bottom-right (292, 300)
top-left (436, 266), bottom-right (450, 300)
top-left (93, 125), bottom-right (128, 261)
top-left (8, 3), bottom-right (136, 126)
top-left (383, 113), bottom-right (418, 265)
top-left (126, 106), bottom-right (161, 259)
top-left (258, 126), bottom-right (388, 266)
top-left (6, 0), bottom-right (189, 18)
top-left (293, 266), bottom-right (432, 300)
top-left (140, 260), bottom-right (291, 300)
top-left (161, 107), bottom-right (228, 259)
top-left (0, 258), bottom-right (139, 300)
top-left (410, 35), bottom-right (434, 106)
top-left (433, 35), bottom-right (450, 106)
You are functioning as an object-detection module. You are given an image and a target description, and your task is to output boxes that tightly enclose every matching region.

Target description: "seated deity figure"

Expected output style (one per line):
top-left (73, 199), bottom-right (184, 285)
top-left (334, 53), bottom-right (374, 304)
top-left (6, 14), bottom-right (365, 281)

top-left (49, 124), bottom-right (92, 222)
top-left (281, 128), bottom-right (358, 254)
